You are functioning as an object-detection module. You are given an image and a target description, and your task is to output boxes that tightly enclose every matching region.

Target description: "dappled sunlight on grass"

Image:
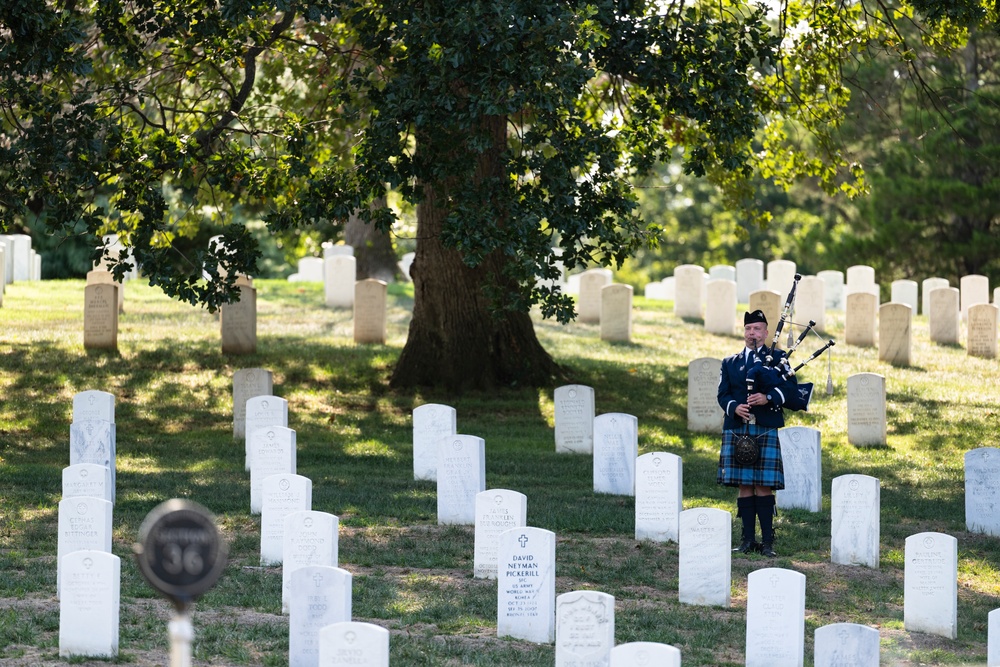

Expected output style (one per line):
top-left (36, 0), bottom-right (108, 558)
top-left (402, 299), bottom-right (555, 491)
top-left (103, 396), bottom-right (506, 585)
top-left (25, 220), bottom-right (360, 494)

top-left (343, 439), bottom-right (400, 459)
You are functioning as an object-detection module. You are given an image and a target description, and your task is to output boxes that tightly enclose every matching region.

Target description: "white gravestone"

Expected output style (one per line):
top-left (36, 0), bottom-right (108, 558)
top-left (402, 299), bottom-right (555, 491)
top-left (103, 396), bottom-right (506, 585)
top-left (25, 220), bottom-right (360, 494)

top-left (233, 368), bottom-right (273, 440)
top-left (260, 473), bottom-right (313, 565)
top-left (497, 526), bottom-right (556, 644)
top-left (643, 281), bottom-right (670, 301)
top-left (767, 259), bottom-right (797, 296)
top-left (610, 642), bottom-right (681, 667)
top-left (323, 243), bottom-right (355, 258)
top-left (600, 283), bottom-right (632, 342)
top-left (354, 279), bottom-right (387, 344)
top-left (847, 373), bottom-right (886, 447)
top-left (220, 284), bottom-right (257, 354)
top-left (0, 247), bottom-right (4, 299)
top-left (960, 273), bottom-right (989, 321)
top-left (795, 276), bottom-right (826, 332)
top-left (84, 283), bottom-right (118, 350)
top-left (554, 385), bottom-right (596, 454)
top-left (891, 280), bottom-right (918, 315)
top-left (59, 550), bottom-right (119, 659)
top-left (709, 264), bottom-right (736, 282)
top-left (922, 277), bottom-right (949, 317)
top-left (748, 290), bottom-right (782, 343)
top-left (245, 395), bottom-right (288, 471)
top-left (592, 413), bottom-right (637, 496)
top-left (989, 608), bottom-right (999, 667)
top-left (845, 292), bottom-right (877, 347)
top-left (929, 287), bottom-right (960, 345)
top-left (635, 452), bottom-right (682, 542)
top-left (474, 489), bottom-right (527, 579)
top-left (578, 268), bottom-right (613, 324)
top-left (87, 270), bottom-right (125, 313)
top-left (57, 496), bottom-right (113, 597)
top-left (73, 390), bottom-right (115, 423)
top-left (687, 358), bottom-right (723, 433)
top-left (555, 590), bottom-right (615, 667)
top-left (412, 403), bottom-right (457, 480)
top-left (11, 234), bottom-right (32, 282)
top-left (437, 435), bottom-right (486, 525)
top-left (678, 507), bottom-right (730, 607)
top-left (69, 419), bottom-right (116, 503)
top-left (288, 565), bottom-right (352, 667)
top-left (904, 532), bottom-right (958, 639)
top-left (776, 427), bottom-right (822, 512)
top-left (878, 302), bottom-right (912, 366)
top-left (846, 265), bottom-right (876, 296)
top-left (968, 303), bottom-right (999, 359)
top-left (746, 568), bottom-right (806, 667)
top-left (62, 464), bottom-right (112, 503)
top-left (996, 286), bottom-right (1000, 305)
top-left (965, 448), bottom-right (1000, 536)
top-left (295, 257), bottom-right (325, 282)
top-left (814, 623), bottom-right (879, 667)
top-left (250, 426), bottom-right (297, 514)
top-left (282, 510), bottom-right (339, 615)
top-left (704, 279), bottom-right (737, 336)
top-left (397, 252), bottom-right (414, 281)
top-left (324, 255), bottom-right (356, 308)
top-left (818, 270), bottom-right (845, 311)
top-left (831, 474), bottom-right (880, 568)
top-left (660, 276), bottom-right (675, 301)
top-left (0, 235), bottom-right (12, 284)
top-left (736, 258), bottom-right (764, 303)
top-left (318, 622), bottom-right (389, 667)
top-left (673, 264), bottom-right (705, 319)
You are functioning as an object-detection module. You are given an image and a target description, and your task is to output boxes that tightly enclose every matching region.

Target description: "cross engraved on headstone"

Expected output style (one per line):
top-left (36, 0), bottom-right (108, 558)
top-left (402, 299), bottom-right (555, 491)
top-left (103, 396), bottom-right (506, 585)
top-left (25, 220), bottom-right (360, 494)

top-left (518, 534), bottom-right (528, 548)
top-left (313, 572), bottom-right (324, 588)
top-left (770, 574), bottom-right (779, 588)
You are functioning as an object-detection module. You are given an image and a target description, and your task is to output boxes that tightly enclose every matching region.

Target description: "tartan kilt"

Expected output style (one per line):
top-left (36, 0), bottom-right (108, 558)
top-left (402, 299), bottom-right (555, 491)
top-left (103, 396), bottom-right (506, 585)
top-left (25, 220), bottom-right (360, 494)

top-left (717, 425), bottom-right (785, 490)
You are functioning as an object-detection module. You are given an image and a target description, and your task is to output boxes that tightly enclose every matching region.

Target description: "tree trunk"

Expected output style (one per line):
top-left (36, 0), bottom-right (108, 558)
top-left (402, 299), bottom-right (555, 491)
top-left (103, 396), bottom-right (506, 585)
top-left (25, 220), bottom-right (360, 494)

top-left (344, 199), bottom-right (399, 283)
top-left (389, 116), bottom-right (563, 390)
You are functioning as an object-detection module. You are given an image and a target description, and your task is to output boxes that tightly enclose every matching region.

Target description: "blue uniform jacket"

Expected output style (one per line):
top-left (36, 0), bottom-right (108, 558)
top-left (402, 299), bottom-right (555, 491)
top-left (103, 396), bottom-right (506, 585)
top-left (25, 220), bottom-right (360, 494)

top-left (717, 348), bottom-right (796, 430)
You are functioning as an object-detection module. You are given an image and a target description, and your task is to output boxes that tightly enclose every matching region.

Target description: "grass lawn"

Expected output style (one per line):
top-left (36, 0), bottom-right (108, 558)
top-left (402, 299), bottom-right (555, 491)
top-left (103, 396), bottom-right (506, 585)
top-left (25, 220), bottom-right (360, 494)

top-left (0, 277), bottom-right (998, 666)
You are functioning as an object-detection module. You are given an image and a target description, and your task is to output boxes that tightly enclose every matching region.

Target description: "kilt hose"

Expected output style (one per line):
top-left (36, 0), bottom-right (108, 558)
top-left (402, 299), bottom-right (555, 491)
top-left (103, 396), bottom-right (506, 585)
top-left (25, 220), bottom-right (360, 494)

top-left (717, 424), bottom-right (785, 490)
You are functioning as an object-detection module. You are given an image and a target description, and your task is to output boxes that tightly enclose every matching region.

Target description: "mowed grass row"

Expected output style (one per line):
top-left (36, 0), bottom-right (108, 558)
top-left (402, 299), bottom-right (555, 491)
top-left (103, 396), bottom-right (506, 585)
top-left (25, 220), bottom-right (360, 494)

top-left (0, 277), bottom-right (998, 666)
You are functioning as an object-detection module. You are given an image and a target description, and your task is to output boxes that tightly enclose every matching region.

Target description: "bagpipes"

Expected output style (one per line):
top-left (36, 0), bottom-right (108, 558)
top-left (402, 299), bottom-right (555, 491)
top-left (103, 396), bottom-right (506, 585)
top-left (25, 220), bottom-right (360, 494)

top-left (746, 273), bottom-right (836, 412)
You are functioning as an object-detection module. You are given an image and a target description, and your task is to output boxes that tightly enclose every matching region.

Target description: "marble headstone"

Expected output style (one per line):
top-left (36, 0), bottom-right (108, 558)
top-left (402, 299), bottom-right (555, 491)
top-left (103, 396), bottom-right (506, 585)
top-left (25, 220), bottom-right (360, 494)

top-left (775, 427), bottom-right (822, 512)
top-left (766, 259), bottom-right (797, 296)
top-left (878, 302), bottom-right (912, 366)
top-left (610, 642), bottom-right (681, 667)
top-left (323, 243), bottom-right (354, 258)
top-left (674, 264), bottom-right (705, 319)
top-left (964, 447), bottom-right (1000, 536)
top-left (890, 280), bottom-right (919, 315)
top-left (354, 279), bottom-right (387, 344)
top-left (817, 270), bottom-right (845, 311)
top-left (795, 275), bottom-right (826, 332)
top-left (220, 284), bottom-right (257, 354)
top-left (748, 290), bottom-right (781, 343)
top-left (643, 280), bottom-right (670, 301)
top-left (69, 419), bottom-right (116, 502)
top-left (600, 284), bottom-right (633, 342)
top-left (87, 270), bottom-right (124, 313)
top-left (904, 532), bottom-right (957, 639)
top-left (745, 568), bottom-right (806, 667)
top-left (62, 464), bottom-right (112, 503)
top-left (686, 358), bottom-right (723, 433)
top-left (635, 452), bottom-right (682, 543)
top-left (317, 622), bottom-right (389, 667)
top-left (288, 565), bottom-right (352, 667)
top-left (847, 373), bottom-right (886, 447)
top-left (989, 608), bottom-right (999, 667)
top-left (245, 395), bottom-right (288, 471)
top-left (57, 496), bottom-right (113, 596)
top-left (736, 258), bottom-right (764, 303)
top-left (437, 435), bottom-right (486, 525)
top-left (250, 426), bottom-right (297, 514)
top-left (555, 590), bottom-right (615, 667)
top-left (814, 623), bottom-right (879, 667)
top-left (845, 265), bottom-right (876, 296)
top-left (831, 474), bottom-right (880, 568)
top-left (324, 255), bottom-right (356, 308)
top-left (59, 550), bottom-right (120, 658)
top-left (960, 274), bottom-right (989, 321)
top-left (260, 473), bottom-right (313, 565)
top-left (704, 279), bottom-right (737, 336)
top-left (922, 277), bottom-right (949, 317)
top-left (929, 287), bottom-right (960, 345)
top-left (233, 368), bottom-right (273, 440)
top-left (592, 413), bottom-right (637, 496)
top-left (474, 489), bottom-right (527, 579)
top-left (11, 234), bottom-right (32, 282)
top-left (412, 403), bottom-right (457, 480)
top-left (84, 284), bottom-right (118, 350)
top-left (497, 526), bottom-right (556, 644)
top-left (845, 292), bottom-right (877, 347)
top-left (72, 391), bottom-right (114, 427)
top-left (968, 303), bottom-right (999, 359)
top-left (709, 264), bottom-right (736, 282)
top-left (282, 510), bottom-right (339, 614)
top-left (678, 507), bottom-right (730, 607)
top-left (578, 268), bottom-right (613, 324)
top-left (554, 385), bottom-right (595, 454)
top-left (295, 256), bottom-right (325, 282)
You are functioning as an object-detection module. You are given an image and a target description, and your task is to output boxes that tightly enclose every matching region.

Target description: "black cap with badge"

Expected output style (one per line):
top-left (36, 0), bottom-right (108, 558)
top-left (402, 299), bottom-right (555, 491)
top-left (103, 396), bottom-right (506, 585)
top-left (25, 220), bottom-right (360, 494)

top-left (744, 309), bottom-right (767, 326)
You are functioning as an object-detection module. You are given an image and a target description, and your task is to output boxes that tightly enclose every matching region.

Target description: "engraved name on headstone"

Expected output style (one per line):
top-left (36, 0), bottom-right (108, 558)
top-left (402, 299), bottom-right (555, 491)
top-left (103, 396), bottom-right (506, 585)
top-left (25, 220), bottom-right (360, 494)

top-left (437, 435), bottom-right (486, 525)
top-left (59, 550), bottom-right (120, 658)
top-left (775, 427), bottom-right (822, 512)
top-left (968, 303), bottom-right (999, 359)
top-left (847, 373), bottom-right (886, 447)
top-left (929, 287), bottom-right (960, 345)
top-left (964, 448), bottom-right (1000, 536)
top-left (814, 623), bottom-right (879, 667)
top-left (554, 385), bottom-right (595, 454)
top-left (878, 302), bottom-right (912, 366)
top-left (289, 565), bottom-right (352, 667)
top-left (745, 568), bottom-right (806, 667)
top-left (282, 510), bottom-right (339, 614)
top-left (904, 532), bottom-right (957, 639)
top-left (84, 284), bottom-right (118, 350)
top-left (687, 358), bottom-right (723, 433)
top-left (260, 473), bottom-right (313, 566)
top-left (600, 284), bottom-right (633, 342)
top-left (250, 426), bottom-right (297, 514)
top-left (593, 413), bottom-right (637, 496)
top-left (62, 464), bottom-right (112, 503)
top-left (474, 489), bottom-right (527, 579)
top-left (555, 590), bottom-right (615, 667)
top-left (678, 507), bottom-right (730, 608)
top-left (497, 527), bottom-right (556, 644)
top-left (412, 403), bottom-right (457, 481)
top-left (831, 474), bottom-right (880, 568)
top-left (317, 621), bottom-right (390, 667)
top-left (57, 496), bottom-right (113, 596)
top-left (245, 395), bottom-right (288, 471)
top-left (635, 452), bottom-right (682, 543)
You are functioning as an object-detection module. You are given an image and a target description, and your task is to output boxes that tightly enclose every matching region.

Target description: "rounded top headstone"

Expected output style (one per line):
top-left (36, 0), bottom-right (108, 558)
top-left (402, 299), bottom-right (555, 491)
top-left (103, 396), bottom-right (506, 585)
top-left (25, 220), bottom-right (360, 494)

top-left (134, 499), bottom-right (228, 610)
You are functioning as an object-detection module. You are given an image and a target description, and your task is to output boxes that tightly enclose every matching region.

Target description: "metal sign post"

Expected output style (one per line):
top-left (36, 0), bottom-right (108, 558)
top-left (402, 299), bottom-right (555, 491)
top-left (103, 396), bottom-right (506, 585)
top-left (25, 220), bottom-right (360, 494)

top-left (134, 499), bottom-right (228, 667)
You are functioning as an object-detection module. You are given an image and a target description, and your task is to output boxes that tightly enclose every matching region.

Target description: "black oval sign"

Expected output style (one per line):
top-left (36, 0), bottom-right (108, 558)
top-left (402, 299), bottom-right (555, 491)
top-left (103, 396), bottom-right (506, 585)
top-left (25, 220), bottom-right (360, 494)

top-left (134, 499), bottom-right (228, 608)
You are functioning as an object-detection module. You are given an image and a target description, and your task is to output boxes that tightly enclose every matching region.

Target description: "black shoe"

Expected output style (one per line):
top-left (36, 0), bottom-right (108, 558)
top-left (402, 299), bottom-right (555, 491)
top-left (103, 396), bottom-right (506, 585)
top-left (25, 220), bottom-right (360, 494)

top-left (733, 538), bottom-right (758, 554)
top-left (759, 542), bottom-right (777, 557)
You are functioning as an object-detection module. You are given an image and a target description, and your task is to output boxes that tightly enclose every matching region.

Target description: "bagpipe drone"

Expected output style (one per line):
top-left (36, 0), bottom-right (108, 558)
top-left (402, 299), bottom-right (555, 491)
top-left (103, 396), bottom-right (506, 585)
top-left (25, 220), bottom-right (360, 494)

top-left (745, 273), bottom-right (836, 412)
